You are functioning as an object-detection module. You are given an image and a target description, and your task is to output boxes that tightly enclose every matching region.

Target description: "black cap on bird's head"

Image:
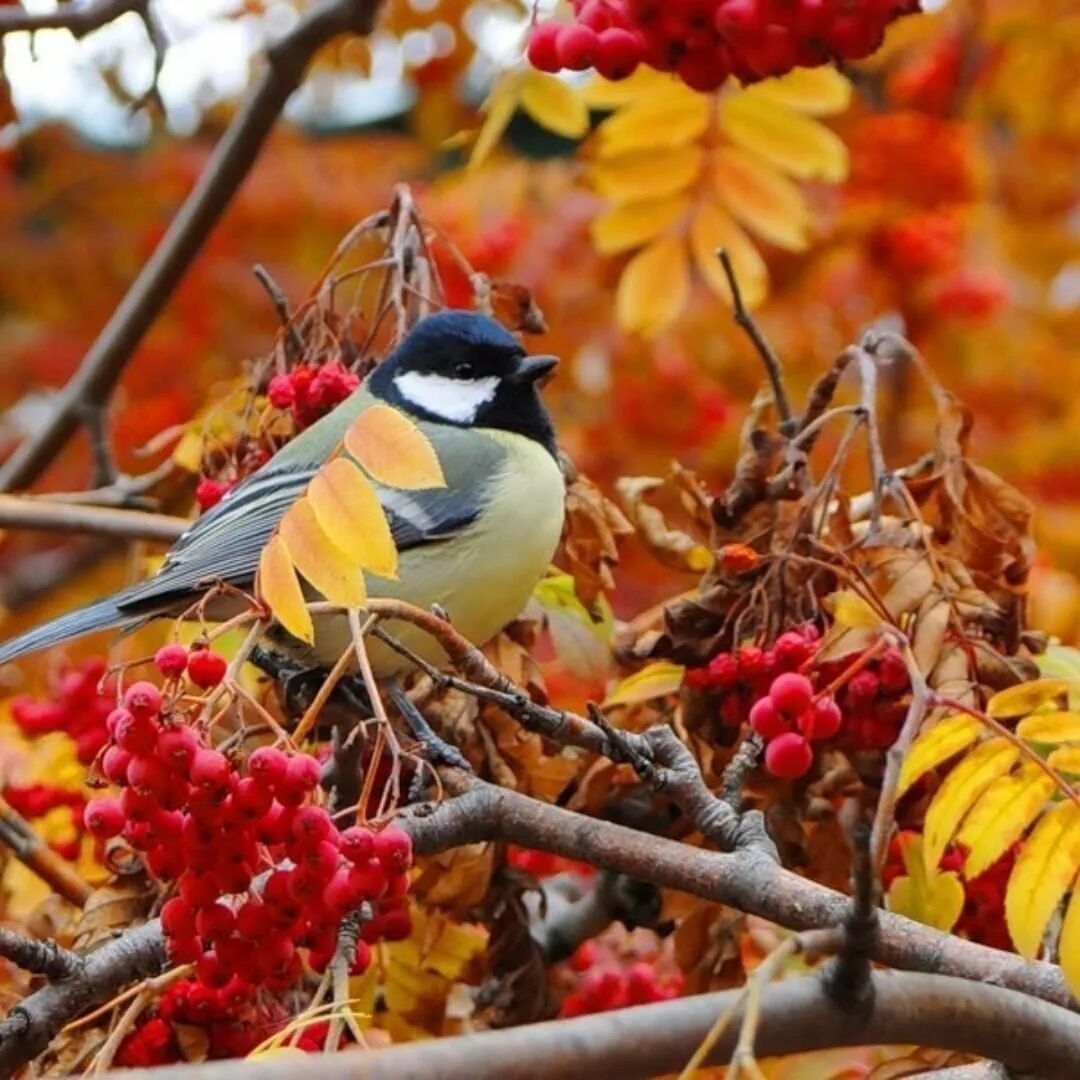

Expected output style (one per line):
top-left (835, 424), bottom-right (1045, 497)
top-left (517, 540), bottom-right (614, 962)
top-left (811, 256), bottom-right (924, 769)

top-left (368, 311), bottom-right (559, 457)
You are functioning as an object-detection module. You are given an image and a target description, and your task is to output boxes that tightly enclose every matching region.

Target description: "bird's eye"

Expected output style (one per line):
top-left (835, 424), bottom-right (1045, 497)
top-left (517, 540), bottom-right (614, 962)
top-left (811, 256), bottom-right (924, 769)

top-left (452, 361), bottom-right (475, 379)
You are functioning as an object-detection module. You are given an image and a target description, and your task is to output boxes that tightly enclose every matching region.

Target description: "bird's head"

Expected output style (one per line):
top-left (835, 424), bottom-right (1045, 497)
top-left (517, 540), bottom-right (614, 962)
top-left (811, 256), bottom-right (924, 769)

top-left (368, 311), bottom-right (559, 456)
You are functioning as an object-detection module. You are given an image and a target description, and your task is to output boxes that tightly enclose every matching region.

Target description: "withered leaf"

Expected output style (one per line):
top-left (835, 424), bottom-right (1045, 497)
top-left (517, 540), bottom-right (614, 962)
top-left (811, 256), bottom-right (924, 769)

top-left (616, 476), bottom-right (713, 574)
top-left (562, 474), bottom-right (632, 614)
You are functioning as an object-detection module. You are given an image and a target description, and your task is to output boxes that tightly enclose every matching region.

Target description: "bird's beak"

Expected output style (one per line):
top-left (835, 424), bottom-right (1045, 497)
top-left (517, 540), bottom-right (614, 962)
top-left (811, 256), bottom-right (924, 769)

top-left (513, 354), bottom-right (559, 384)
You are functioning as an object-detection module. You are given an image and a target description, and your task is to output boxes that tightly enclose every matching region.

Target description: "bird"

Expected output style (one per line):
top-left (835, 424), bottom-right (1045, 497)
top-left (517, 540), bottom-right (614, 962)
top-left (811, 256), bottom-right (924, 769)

top-left (0, 311), bottom-right (567, 677)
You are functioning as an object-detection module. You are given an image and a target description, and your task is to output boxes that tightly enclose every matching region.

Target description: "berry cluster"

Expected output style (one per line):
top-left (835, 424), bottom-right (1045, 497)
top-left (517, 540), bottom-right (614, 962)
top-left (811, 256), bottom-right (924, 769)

top-left (527, 0), bottom-right (922, 91)
top-left (83, 675), bottom-right (414, 1003)
top-left (559, 938), bottom-right (683, 1017)
top-left (267, 361), bottom-right (360, 431)
top-left (507, 845), bottom-right (596, 879)
top-left (820, 646), bottom-right (910, 751)
top-left (10, 657), bottom-right (113, 766)
top-left (749, 673), bottom-right (841, 780)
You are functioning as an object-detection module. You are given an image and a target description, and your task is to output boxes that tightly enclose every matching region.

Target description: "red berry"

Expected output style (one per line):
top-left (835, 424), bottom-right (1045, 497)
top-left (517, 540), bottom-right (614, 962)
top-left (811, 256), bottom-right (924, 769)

top-left (373, 827), bottom-right (413, 874)
top-left (247, 746), bottom-right (288, 790)
top-left (124, 681), bottom-right (163, 719)
top-left (195, 902), bottom-right (236, 942)
top-left (556, 24), bottom-right (600, 71)
top-left (161, 897), bottom-right (197, 939)
top-left (347, 860), bottom-right (389, 900)
top-left (277, 754), bottom-right (322, 805)
top-left (798, 697), bottom-right (843, 742)
top-left (235, 900), bottom-right (272, 941)
top-left (291, 806), bottom-right (333, 847)
top-left (526, 22), bottom-right (563, 73)
top-left (773, 631), bottom-right (811, 671)
top-left (195, 478), bottom-right (229, 511)
top-left (127, 755), bottom-right (169, 796)
top-left (676, 48), bottom-right (728, 92)
top-left (179, 870), bottom-right (220, 908)
top-left (154, 644), bottom-right (189, 679)
top-left (570, 940), bottom-right (597, 972)
top-left (113, 711), bottom-right (159, 756)
top-left (267, 374), bottom-right (295, 409)
top-left (595, 27), bottom-right (642, 79)
top-left (769, 672), bottom-right (814, 716)
top-left (324, 869), bottom-right (365, 915)
top-left (166, 935), bottom-right (201, 965)
top-left (706, 652), bottom-right (739, 688)
top-left (736, 645), bottom-right (768, 682)
top-left (233, 777), bottom-right (273, 821)
top-left (749, 696), bottom-right (788, 741)
top-left (339, 826), bottom-right (375, 864)
top-left (764, 732), bottom-right (814, 779)
top-left (196, 949), bottom-right (230, 989)
top-left (84, 796), bottom-right (124, 838)
top-left (878, 650), bottom-right (910, 695)
top-left (381, 907), bottom-right (412, 941)
top-left (350, 939), bottom-right (372, 975)
top-left (187, 650), bottom-right (227, 690)
top-left (157, 726), bottom-right (198, 773)
top-left (101, 744), bottom-right (133, 784)
top-left (847, 670), bottom-right (881, 709)
top-left (191, 748), bottom-right (230, 791)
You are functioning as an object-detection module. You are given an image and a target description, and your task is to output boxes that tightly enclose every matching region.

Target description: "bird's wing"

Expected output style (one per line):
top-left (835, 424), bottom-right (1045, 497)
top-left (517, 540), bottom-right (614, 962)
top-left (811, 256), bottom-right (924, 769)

top-left (116, 407), bottom-right (507, 615)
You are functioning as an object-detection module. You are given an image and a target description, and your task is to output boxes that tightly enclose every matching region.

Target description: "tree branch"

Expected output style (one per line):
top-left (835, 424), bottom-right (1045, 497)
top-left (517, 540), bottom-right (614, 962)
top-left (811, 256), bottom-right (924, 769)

top-left (0, 929), bottom-right (82, 981)
top-left (101, 972), bottom-right (1080, 1079)
top-left (0, 0), bottom-right (387, 493)
top-left (0, 495), bottom-right (187, 543)
top-left (0, 0), bottom-right (140, 37)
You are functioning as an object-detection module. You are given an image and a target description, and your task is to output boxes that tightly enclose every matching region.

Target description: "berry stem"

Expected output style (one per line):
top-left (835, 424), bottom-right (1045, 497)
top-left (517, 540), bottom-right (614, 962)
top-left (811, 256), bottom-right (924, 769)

top-left (814, 638), bottom-right (891, 703)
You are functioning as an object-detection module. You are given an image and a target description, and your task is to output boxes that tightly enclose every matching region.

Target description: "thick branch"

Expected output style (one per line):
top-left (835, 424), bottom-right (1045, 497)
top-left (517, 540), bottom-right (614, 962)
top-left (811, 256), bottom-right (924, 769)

top-left (103, 973), bottom-right (1080, 1079)
top-left (0, 0), bottom-right (138, 37)
top-left (0, 0), bottom-right (386, 493)
top-left (0, 495), bottom-right (187, 543)
top-left (0, 929), bottom-right (81, 981)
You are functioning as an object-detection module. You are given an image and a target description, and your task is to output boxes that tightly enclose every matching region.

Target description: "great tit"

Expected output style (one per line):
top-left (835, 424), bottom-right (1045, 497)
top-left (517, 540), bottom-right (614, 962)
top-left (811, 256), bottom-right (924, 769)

top-left (0, 312), bottom-right (566, 676)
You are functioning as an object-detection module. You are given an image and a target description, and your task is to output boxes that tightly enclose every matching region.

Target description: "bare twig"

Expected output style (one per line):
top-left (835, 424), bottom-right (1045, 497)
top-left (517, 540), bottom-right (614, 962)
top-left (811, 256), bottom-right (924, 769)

top-left (0, 495), bottom-right (187, 543)
top-left (253, 264), bottom-right (305, 362)
top-left (0, 0), bottom-right (387, 493)
top-left (0, 929), bottom-right (81, 981)
top-left (0, 798), bottom-right (93, 907)
top-left (0, 0), bottom-right (138, 37)
top-left (716, 249), bottom-right (794, 434)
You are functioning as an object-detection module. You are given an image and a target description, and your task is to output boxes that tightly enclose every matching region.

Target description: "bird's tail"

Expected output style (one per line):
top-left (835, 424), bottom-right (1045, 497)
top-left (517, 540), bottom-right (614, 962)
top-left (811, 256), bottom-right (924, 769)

top-left (0, 597), bottom-right (131, 667)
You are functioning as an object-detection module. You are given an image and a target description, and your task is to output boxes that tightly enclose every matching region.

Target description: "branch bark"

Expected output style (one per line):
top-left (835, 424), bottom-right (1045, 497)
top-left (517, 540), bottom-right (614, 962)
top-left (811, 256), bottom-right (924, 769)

top-left (0, 929), bottom-right (81, 981)
top-left (102, 972), bottom-right (1080, 1079)
top-left (0, 0), bottom-right (386, 493)
top-left (0, 0), bottom-right (140, 37)
top-left (0, 495), bottom-right (187, 543)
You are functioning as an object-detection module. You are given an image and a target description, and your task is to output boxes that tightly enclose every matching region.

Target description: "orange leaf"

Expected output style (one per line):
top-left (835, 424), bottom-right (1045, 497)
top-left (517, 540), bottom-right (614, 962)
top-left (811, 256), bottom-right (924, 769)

top-left (279, 497), bottom-right (367, 608)
top-left (711, 146), bottom-right (811, 251)
top-left (615, 234), bottom-right (690, 337)
top-left (689, 201), bottom-right (767, 308)
top-left (590, 195), bottom-right (690, 256)
top-left (257, 535), bottom-right (314, 645)
top-left (308, 458), bottom-right (398, 580)
top-left (344, 404), bottom-right (446, 490)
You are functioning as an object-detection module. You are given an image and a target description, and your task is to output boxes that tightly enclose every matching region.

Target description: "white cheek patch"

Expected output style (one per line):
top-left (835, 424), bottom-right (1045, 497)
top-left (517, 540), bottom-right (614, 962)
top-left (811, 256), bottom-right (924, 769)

top-left (394, 372), bottom-right (501, 423)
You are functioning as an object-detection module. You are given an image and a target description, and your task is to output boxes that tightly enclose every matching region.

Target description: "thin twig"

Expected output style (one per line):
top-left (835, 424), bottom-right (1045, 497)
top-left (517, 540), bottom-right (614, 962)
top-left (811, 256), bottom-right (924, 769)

top-left (0, 494), bottom-right (187, 543)
top-left (0, 798), bottom-right (92, 907)
top-left (253, 264), bottom-right (305, 362)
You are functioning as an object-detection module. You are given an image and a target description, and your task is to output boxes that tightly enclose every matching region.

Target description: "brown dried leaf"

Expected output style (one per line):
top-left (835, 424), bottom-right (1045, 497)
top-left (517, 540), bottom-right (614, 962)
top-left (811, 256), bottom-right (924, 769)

top-left (616, 476), bottom-right (713, 574)
top-left (490, 282), bottom-right (547, 333)
top-left (73, 879), bottom-right (154, 951)
top-left (912, 599), bottom-right (951, 676)
top-left (563, 474), bottom-right (632, 613)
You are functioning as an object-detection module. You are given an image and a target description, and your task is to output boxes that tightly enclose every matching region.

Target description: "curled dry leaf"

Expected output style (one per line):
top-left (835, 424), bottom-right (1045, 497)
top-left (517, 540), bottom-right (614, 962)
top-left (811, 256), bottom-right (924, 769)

top-left (562, 474), bottom-right (632, 615)
top-left (615, 476), bottom-right (713, 574)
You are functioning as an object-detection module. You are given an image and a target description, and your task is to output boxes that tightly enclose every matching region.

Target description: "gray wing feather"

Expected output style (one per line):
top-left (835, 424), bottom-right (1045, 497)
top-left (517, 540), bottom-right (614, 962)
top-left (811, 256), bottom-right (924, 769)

top-left (116, 416), bottom-right (507, 615)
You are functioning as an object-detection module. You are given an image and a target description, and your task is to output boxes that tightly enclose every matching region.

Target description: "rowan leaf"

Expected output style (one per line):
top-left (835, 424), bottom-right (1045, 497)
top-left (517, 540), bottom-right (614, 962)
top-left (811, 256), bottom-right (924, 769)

top-left (470, 71), bottom-right (520, 169)
top-left (603, 660), bottom-right (686, 707)
top-left (279, 497), bottom-right (367, 608)
top-left (827, 589), bottom-right (884, 631)
top-left (590, 195), bottom-right (690, 256)
top-left (987, 678), bottom-right (1070, 719)
top-left (689, 201), bottom-right (767, 308)
top-left (1059, 881), bottom-right (1080, 1000)
top-left (258, 534), bottom-right (314, 645)
top-left (887, 834), bottom-right (964, 932)
top-left (1036, 644), bottom-right (1080, 684)
top-left (615, 234), bottom-right (690, 337)
top-left (308, 457), bottom-right (398, 580)
top-left (1005, 802), bottom-right (1080, 958)
top-left (344, 403), bottom-right (446, 490)
top-left (924, 737), bottom-right (1020, 872)
top-left (897, 714), bottom-right (983, 797)
top-left (718, 93), bottom-right (848, 181)
top-left (956, 764), bottom-right (1056, 878)
top-left (1016, 712), bottom-right (1080, 744)
top-left (744, 67), bottom-right (853, 116)
top-left (518, 71), bottom-right (589, 139)
top-left (710, 146), bottom-right (811, 251)
top-left (1047, 746), bottom-right (1080, 774)
top-left (596, 90), bottom-right (710, 158)
top-left (588, 144), bottom-right (704, 203)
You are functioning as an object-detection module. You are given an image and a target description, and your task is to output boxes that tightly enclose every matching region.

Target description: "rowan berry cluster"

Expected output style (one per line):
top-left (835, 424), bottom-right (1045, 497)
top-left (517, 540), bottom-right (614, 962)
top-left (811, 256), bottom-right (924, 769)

top-left (527, 0), bottom-right (922, 91)
top-left (819, 646), bottom-right (910, 751)
top-left (82, 663), bottom-right (414, 1005)
top-left (266, 361), bottom-right (360, 430)
top-left (559, 938), bottom-right (683, 1017)
top-left (749, 672), bottom-right (841, 779)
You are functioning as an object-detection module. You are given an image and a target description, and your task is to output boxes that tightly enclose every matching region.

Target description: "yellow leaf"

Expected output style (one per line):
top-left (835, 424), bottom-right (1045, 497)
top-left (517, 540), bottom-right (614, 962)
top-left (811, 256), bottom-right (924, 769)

top-left (1005, 802), bottom-right (1080, 958)
top-left (956, 765), bottom-right (1056, 878)
top-left (469, 71), bottom-right (520, 169)
top-left (581, 67), bottom-right (673, 109)
top-left (603, 660), bottom-right (686, 707)
top-left (897, 714), bottom-right (983, 797)
top-left (744, 67), bottom-right (853, 116)
top-left (1037, 644), bottom-right (1080, 683)
top-left (615, 234), bottom-right (690, 337)
top-left (689, 201), bottom-right (767, 308)
top-left (519, 71), bottom-right (589, 139)
top-left (1047, 746), bottom-right (1080, 775)
top-left (711, 146), bottom-right (810, 251)
top-left (596, 90), bottom-right (710, 158)
top-left (718, 93), bottom-right (848, 182)
top-left (887, 835), bottom-right (964, 932)
top-left (987, 678), bottom-right (1070, 720)
top-left (827, 589), bottom-right (884, 631)
top-left (590, 195), bottom-right (689, 256)
top-left (279, 497), bottom-right (367, 608)
top-left (257, 534), bottom-right (314, 645)
top-left (1016, 712), bottom-right (1080, 744)
top-left (345, 403), bottom-right (446, 490)
top-left (1059, 881), bottom-right (1080, 1000)
top-left (588, 144), bottom-right (704, 202)
top-left (308, 458), bottom-right (398, 580)
top-left (924, 737), bottom-right (1019, 872)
